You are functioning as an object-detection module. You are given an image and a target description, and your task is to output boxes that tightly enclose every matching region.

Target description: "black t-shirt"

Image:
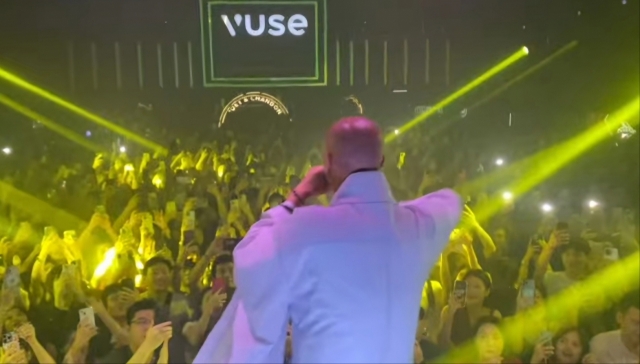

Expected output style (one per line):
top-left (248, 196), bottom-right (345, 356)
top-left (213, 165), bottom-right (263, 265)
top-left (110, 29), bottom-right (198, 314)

top-left (87, 316), bottom-right (117, 363)
top-left (97, 346), bottom-right (136, 364)
top-left (30, 302), bottom-right (85, 361)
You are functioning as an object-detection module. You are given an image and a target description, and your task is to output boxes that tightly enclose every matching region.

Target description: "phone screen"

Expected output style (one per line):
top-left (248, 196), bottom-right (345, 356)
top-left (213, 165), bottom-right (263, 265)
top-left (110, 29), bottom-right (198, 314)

top-left (521, 279), bottom-right (536, 299)
top-left (453, 280), bottom-right (467, 305)
top-left (211, 278), bottom-right (226, 293)
top-left (2, 332), bottom-right (19, 351)
top-left (79, 307), bottom-right (96, 327)
top-left (604, 247), bottom-right (619, 261)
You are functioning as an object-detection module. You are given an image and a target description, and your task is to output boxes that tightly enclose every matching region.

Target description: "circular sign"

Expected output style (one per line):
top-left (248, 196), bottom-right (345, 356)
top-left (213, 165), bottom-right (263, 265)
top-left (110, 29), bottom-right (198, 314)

top-left (219, 92), bottom-right (290, 126)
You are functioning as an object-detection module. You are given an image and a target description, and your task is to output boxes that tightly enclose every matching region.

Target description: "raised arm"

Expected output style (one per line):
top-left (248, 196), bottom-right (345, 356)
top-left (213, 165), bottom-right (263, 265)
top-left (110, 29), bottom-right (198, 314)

top-left (400, 188), bottom-right (463, 254)
top-left (193, 206), bottom-right (291, 364)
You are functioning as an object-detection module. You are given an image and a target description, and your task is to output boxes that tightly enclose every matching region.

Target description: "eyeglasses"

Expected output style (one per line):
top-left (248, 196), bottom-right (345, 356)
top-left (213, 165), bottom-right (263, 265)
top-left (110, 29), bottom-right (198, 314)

top-left (130, 318), bottom-right (153, 326)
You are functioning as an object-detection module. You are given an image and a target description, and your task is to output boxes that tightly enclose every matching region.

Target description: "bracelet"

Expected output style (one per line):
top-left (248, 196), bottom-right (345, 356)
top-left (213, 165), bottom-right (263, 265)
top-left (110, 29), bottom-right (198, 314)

top-left (292, 189), bottom-right (304, 205)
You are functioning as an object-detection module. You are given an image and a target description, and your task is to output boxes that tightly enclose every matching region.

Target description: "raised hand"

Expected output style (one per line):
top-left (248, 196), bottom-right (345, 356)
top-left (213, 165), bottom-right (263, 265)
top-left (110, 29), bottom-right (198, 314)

top-left (530, 341), bottom-right (555, 364)
top-left (73, 318), bottom-right (99, 347)
top-left (16, 323), bottom-right (37, 344)
top-left (143, 321), bottom-right (173, 349)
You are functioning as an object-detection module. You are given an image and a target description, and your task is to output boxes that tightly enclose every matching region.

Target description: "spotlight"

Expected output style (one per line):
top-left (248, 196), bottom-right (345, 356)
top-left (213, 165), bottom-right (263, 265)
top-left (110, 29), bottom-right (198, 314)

top-left (1, 147), bottom-right (11, 155)
top-left (588, 200), bottom-right (599, 209)
top-left (394, 129), bottom-right (400, 135)
top-left (541, 203), bottom-right (554, 213)
top-left (502, 191), bottom-right (513, 201)
top-left (119, 146), bottom-right (127, 153)
top-left (522, 46), bottom-right (529, 55)
top-left (85, 130), bottom-right (92, 137)
top-left (495, 158), bottom-right (505, 166)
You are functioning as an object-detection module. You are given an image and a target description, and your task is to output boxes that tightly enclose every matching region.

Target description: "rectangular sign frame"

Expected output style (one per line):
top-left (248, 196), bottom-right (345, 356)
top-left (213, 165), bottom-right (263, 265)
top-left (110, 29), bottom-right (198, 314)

top-left (200, 0), bottom-right (327, 87)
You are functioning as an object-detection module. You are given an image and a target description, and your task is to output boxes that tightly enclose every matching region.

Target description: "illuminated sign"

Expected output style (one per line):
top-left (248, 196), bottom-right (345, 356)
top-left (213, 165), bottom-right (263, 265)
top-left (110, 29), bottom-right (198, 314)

top-left (221, 13), bottom-right (309, 37)
top-left (200, 0), bottom-right (327, 87)
top-left (219, 92), bottom-right (289, 126)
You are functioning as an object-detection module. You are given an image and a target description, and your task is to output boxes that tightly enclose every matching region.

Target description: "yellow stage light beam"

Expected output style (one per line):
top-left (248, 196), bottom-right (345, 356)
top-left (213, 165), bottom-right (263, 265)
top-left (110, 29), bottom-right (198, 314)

top-left (471, 97), bottom-right (639, 224)
top-left (0, 67), bottom-right (167, 155)
top-left (385, 46), bottom-right (529, 143)
top-left (467, 41), bottom-right (577, 111)
top-left (0, 181), bottom-right (86, 230)
top-left (425, 41), bottom-right (579, 138)
top-left (0, 94), bottom-right (106, 154)
top-left (439, 251), bottom-right (640, 363)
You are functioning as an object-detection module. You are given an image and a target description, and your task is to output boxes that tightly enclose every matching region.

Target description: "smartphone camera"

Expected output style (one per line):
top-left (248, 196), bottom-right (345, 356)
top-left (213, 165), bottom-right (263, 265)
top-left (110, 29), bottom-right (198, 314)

top-left (453, 280), bottom-right (467, 306)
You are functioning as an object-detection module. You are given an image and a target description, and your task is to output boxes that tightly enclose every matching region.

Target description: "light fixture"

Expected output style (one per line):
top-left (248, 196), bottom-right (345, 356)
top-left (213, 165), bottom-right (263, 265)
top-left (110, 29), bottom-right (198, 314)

top-left (541, 203), bottom-right (553, 213)
top-left (495, 158), bottom-right (505, 166)
top-left (394, 129), bottom-right (400, 135)
top-left (1, 147), bottom-right (11, 155)
top-left (588, 200), bottom-right (599, 209)
top-left (502, 191), bottom-right (513, 201)
top-left (119, 146), bottom-right (127, 153)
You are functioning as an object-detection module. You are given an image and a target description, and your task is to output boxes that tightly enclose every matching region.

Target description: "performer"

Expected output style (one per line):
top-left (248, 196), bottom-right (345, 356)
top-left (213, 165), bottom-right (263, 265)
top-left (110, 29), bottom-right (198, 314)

top-left (194, 117), bottom-right (462, 363)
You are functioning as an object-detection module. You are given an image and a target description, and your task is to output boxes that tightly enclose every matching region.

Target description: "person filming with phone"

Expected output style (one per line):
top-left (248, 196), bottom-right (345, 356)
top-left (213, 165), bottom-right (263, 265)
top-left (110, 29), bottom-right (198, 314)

top-left (194, 116), bottom-right (462, 363)
top-left (438, 269), bottom-right (502, 349)
top-left (534, 225), bottom-right (590, 298)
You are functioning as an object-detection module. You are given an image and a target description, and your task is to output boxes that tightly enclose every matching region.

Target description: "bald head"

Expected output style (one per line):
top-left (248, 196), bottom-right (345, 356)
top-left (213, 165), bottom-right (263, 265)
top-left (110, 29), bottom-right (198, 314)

top-left (324, 117), bottom-right (383, 188)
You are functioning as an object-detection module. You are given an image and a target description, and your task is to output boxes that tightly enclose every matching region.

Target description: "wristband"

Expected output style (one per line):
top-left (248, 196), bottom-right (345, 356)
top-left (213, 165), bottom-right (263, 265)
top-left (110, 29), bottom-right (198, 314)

top-left (292, 189), bottom-right (304, 205)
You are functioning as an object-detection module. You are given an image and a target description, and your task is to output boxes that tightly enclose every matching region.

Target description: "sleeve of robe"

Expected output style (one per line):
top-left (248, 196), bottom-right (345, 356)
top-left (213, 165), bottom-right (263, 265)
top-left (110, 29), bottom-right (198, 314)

top-left (193, 206), bottom-right (290, 364)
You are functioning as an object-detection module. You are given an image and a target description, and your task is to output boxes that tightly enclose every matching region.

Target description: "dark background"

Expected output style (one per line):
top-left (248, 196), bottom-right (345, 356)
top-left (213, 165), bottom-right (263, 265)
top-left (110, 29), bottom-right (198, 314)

top-left (0, 0), bottom-right (638, 205)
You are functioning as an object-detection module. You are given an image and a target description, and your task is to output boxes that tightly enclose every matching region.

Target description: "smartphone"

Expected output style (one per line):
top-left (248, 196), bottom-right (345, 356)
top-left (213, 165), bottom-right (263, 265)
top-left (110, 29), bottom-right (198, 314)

top-left (62, 263), bottom-right (77, 278)
top-left (148, 193), bottom-right (159, 211)
top-left (176, 176), bottom-right (191, 185)
top-left (44, 226), bottom-right (57, 237)
top-left (539, 331), bottom-right (553, 347)
top-left (166, 201), bottom-right (177, 217)
top-left (64, 230), bottom-right (77, 243)
top-left (223, 238), bottom-right (240, 252)
top-left (79, 307), bottom-right (96, 327)
top-left (604, 247), bottom-right (619, 261)
top-left (120, 278), bottom-right (135, 291)
top-left (452, 280), bottom-right (467, 306)
top-left (2, 332), bottom-right (20, 352)
top-left (211, 277), bottom-right (226, 293)
top-left (521, 279), bottom-right (536, 307)
top-left (3, 266), bottom-right (21, 291)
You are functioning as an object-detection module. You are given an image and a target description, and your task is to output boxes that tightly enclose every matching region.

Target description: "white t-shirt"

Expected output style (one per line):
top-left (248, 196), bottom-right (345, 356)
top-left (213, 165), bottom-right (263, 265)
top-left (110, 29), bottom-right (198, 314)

top-left (590, 330), bottom-right (639, 364)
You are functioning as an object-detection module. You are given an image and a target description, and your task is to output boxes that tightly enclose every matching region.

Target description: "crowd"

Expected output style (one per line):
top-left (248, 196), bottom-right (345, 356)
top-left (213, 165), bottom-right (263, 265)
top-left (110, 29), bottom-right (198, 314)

top-left (0, 107), bottom-right (638, 364)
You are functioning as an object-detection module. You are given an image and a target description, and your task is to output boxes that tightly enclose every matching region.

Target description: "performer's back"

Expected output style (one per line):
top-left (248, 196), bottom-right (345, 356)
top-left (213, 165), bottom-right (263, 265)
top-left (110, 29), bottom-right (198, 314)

top-left (193, 118), bottom-right (462, 364)
top-left (277, 171), bottom-right (461, 363)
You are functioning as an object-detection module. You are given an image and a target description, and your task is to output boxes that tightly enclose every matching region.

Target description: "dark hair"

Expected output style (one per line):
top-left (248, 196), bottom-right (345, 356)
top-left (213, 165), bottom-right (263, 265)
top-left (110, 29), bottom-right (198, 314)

top-left (126, 299), bottom-right (157, 325)
top-left (618, 290), bottom-right (640, 314)
top-left (558, 238), bottom-right (590, 256)
top-left (212, 253), bottom-right (234, 277)
top-left (552, 327), bottom-right (589, 360)
top-left (473, 315), bottom-right (502, 335)
top-left (459, 269), bottom-right (493, 291)
top-left (101, 283), bottom-right (123, 304)
top-left (143, 256), bottom-right (173, 275)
